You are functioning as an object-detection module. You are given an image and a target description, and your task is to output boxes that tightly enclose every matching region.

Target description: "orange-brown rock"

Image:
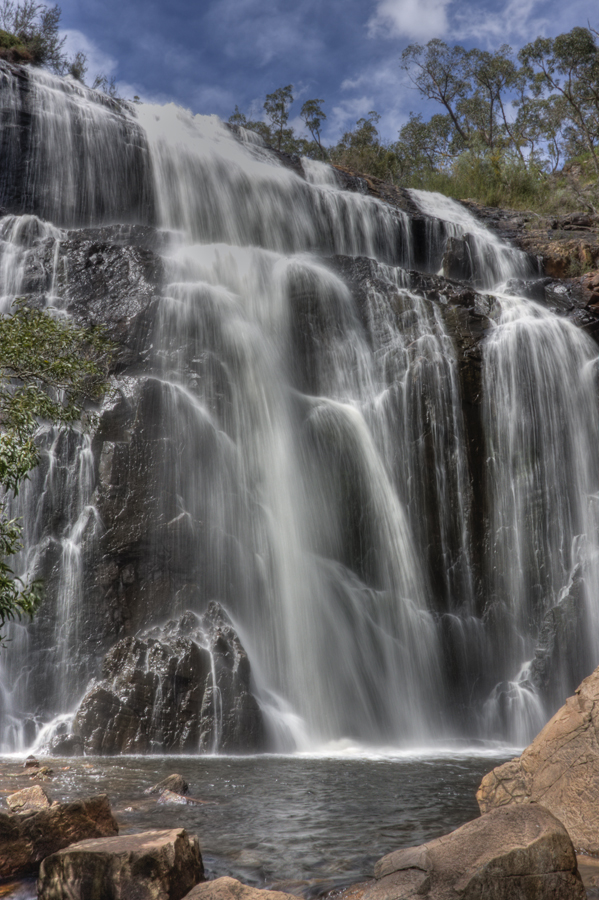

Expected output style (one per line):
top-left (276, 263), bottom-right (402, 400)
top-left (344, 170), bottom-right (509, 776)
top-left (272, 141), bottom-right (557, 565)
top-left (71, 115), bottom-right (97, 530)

top-left (0, 793), bottom-right (118, 879)
top-left (38, 828), bottom-right (203, 900)
top-left (365, 804), bottom-right (584, 900)
top-left (477, 665), bottom-right (599, 852)
top-left (184, 877), bottom-right (296, 900)
top-left (7, 784), bottom-right (53, 812)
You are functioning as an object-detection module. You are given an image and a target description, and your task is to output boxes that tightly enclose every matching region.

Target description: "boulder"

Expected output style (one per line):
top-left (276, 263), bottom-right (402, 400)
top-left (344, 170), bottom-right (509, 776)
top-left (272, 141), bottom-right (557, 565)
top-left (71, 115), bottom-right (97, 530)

top-left (184, 876), bottom-right (295, 900)
top-left (32, 766), bottom-right (55, 781)
top-left (48, 733), bottom-right (84, 756)
top-left (72, 604), bottom-right (265, 754)
top-left (365, 804), bottom-right (584, 900)
top-left (145, 774), bottom-right (189, 796)
top-left (6, 784), bottom-right (53, 812)
top-left (477, 664), bottom-right (599, 853)
top-left (0, 793), bottom-right (118, 879)
top-left (37, 828), bottom-right (204, 900)
top-left (157, 790), bottom-right (193, 806)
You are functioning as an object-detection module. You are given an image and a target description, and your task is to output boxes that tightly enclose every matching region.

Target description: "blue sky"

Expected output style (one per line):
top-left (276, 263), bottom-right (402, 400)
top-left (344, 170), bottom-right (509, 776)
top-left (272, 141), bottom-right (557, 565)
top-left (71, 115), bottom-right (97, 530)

top-left (60, 0), bottom-right (599, 142)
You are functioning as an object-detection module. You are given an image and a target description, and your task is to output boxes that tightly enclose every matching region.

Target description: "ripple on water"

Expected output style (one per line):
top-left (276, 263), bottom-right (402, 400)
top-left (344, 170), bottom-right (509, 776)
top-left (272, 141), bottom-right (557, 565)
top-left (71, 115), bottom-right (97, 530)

top-left (0, 751), bottom-right (512, 896)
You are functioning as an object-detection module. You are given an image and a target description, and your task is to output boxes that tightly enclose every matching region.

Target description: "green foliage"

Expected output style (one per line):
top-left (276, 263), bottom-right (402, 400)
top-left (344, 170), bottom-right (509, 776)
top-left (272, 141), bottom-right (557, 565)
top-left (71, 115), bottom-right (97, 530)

top-left (264, 84), bottom-right (294, 152)
top-left (519, 27), bottom-right (599, 175)
top-left (230, 27), bottom-right (599, 211)
top-left (0, 301), bottom-right (112, 640)
top-left (396, 26), bottom-right (599, 210)
top-left (0, 26), bottom-right (23, 47)
top-left (300, 98), bottom-right (327, 158)
top-left (67, 49), bottom-right (86, 82)
top-left (91, 72), bottom-right (118, 98)
top-left (0, 514), bottom-right (41, 638)
top-left (0, 0), bottom-right (66, 70)
top-left (0, 0), bottom-right (116, 92)
top-left (229, 90), bottom-right (326, 158)
top-left (330, 111), bottom-right (403, 182)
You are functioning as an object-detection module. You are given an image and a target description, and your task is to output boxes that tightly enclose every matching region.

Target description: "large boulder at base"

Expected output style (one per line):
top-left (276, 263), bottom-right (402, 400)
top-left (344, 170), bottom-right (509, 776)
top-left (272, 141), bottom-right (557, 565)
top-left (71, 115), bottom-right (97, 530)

top-left (0, 794), bottom-right (118, 879)
top-left (477, 664), bottom-right (599, 853)
top-left (364, 804), bottom-right (584, 900)
top-left (184, 876), bottom-right (296, 900)
top-left (38, 828), bottom-right (204, 900)
top-left (72, 603), bottom-right (265, 754)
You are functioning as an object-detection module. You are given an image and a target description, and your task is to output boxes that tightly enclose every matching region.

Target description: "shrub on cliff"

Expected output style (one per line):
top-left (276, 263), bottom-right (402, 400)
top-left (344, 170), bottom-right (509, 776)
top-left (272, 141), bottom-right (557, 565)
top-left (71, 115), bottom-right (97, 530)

top-left (0, 27), bottom-right (33, 62)
top-left (0, 302), bottom-right (112, 642)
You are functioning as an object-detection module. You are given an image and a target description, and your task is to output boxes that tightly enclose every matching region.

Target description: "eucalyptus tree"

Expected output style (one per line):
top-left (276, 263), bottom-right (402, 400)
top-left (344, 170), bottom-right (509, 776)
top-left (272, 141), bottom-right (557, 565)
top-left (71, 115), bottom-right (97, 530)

top-left (519, 27), bottom-right (599, 175)
top-left (300, 98), bottom-right (327, 158)
top-left (400, 40), bottom-right (472, 145)
top-left (264, 84), bottom-right (294, 152)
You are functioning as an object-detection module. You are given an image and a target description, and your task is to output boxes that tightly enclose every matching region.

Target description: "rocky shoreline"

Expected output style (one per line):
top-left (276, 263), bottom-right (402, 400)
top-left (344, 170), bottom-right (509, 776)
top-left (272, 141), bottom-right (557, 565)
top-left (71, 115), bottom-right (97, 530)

top-left (4, 665), bottom-right (599, 898)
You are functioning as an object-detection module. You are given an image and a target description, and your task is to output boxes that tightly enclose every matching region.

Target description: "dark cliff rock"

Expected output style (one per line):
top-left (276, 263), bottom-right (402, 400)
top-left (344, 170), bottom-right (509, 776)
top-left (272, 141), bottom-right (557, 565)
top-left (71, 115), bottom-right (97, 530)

top-left (460, 199), bottom-right (599, 343)
top-left (331, 165), bottom-right (414, 214)
top-left (72, 603), bottom-right (265, 754)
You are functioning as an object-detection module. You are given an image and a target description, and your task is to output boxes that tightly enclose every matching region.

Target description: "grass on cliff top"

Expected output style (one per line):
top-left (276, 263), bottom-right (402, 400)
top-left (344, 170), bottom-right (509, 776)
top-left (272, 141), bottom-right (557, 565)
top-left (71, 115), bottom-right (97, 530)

top-left (407, 152), bottom-right (598, 217)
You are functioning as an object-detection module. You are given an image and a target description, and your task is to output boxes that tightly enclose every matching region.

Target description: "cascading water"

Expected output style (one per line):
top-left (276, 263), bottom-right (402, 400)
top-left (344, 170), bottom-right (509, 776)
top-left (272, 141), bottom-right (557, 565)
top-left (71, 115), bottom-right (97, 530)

top-left (408, 190), bottom-right (599, 742)
top-left (1, 61), bottom-right (599, 753)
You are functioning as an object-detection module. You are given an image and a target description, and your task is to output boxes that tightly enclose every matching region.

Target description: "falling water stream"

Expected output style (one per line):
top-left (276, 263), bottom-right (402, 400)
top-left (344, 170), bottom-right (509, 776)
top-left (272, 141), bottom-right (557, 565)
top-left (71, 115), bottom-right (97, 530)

top-left (0, 63), bottom-right (599, 759)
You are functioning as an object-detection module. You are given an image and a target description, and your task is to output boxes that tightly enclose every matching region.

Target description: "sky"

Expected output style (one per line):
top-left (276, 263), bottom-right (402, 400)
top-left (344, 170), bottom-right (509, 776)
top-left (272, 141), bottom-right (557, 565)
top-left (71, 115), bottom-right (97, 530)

top-left (59, 0), bottom-right (599, 143)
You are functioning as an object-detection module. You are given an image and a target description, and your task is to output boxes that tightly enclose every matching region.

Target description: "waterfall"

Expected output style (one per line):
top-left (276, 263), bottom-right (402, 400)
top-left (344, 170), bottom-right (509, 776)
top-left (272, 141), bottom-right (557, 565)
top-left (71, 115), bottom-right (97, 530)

top-left (1, 61), bottom-right (598, 753)
top-left (409, 190), bottom-right (599, 740)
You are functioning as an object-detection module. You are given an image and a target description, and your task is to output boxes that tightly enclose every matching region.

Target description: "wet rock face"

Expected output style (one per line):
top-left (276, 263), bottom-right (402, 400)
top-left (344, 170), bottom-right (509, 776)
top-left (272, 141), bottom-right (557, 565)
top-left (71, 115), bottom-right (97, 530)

top-left (58, 226), bottom-right (165, 370)
top-left (328, 256), bottom-right (492, 604)
top-left (442, 236), bottom-right (474, 282)
top-left (368, 804), bottom-right (584, 900)
top-left (459, 199), bottom-right (599, 344)
top-left (72, 603), bottom-right (265, 754)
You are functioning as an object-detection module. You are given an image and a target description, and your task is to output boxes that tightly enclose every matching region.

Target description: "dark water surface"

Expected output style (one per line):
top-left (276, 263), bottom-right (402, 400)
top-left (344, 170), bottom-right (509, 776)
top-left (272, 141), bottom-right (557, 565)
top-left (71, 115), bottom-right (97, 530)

top-left (1, 751), bottom-right (512, 895)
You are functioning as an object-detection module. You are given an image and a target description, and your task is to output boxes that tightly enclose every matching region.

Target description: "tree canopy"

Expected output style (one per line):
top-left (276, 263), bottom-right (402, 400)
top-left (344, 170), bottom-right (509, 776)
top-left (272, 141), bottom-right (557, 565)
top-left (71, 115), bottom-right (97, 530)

top-left (229, 24), bottom-right (599, 212)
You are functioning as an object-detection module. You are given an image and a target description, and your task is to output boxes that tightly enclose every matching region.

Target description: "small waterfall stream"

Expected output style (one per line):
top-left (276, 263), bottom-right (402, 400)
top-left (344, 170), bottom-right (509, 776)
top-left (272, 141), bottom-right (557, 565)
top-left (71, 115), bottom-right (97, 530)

top-left (1, 62), bottom-right (598, 753)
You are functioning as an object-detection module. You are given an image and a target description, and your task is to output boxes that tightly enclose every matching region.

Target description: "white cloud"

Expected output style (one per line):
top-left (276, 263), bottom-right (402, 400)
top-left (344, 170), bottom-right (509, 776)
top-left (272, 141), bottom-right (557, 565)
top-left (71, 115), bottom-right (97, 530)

top-left (451, 0), bottom-right (545, 44)
top-left (327, 96), bottom-right (379, 137)
top-left (192, 84), bottom-right (236, 114)
top-left (368, 0), bottom-right (451, 41)
top-left (341, 58), bottom-right (399, 93)
top-left (61, 29), bottom-right (117, 82)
